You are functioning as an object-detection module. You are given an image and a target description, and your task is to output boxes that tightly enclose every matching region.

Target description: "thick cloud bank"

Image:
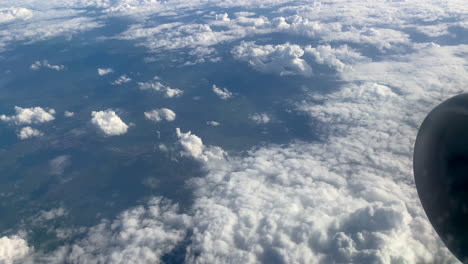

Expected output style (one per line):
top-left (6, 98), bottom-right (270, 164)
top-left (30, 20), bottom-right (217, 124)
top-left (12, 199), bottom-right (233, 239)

top-left (90, 110), bottom-right (129, 136)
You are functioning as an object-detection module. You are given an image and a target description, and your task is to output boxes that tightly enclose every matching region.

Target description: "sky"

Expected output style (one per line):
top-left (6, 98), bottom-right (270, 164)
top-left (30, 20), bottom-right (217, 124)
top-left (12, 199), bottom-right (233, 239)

top-left (0, 0), bottom-right (468, 263)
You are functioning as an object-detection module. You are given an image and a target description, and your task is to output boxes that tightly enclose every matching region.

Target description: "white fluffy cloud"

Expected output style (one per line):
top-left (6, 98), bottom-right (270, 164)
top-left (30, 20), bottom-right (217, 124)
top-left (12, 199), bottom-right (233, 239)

top-left (111, 74), bottom-right (131, 85)
top-left (138, 80), bottom-right (183, 98)
top-left (97, 68), bottom-right (113, 76)
top-left (0, 106), bottom-right (55, 125)
top-left (232, 42), bottom-right (369, 76)
top-left (17, 126), bottom-right (43, 140)
top-left (30, 60), bottom-right (64, 71)
top-left (144, 108), bottom-right (176, 122)
top-left (0, 7), bottom-right (32, 24)
top-left (91, 110), bottom-right (129, 136)
top-left (176, 128), bottom-right (225, 162)
top-left (212, 85), bottom-right (233, 100)
top-left (304, 45), bottom-right (368, 72)
top-left (0, 235), bottom-right (30, 264)
top-left (232, 41), bottom-right (313, 77)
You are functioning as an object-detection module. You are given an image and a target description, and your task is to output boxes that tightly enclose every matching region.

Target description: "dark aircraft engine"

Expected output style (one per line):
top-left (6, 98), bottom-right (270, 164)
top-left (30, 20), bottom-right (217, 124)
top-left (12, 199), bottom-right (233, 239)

top-left (414, 93), bottom-right (468, 263)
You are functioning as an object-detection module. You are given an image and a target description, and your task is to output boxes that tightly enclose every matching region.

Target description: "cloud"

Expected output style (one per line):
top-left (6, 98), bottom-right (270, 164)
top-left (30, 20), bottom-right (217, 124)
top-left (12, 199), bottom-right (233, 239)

top-left (0, 7), bottom-right (32, 24)
top-left (176, 128), bottom-right (225, 162)
top-left (176, 128), bottom-right (205, 159)
top-left (97, 68), bottom-right (113, 76)
top-left (215, 13), bottom-right (230, 22)
top-left (64, 111), bottom-right (74, 117)
top-left (304, 45), bottom-right (368, 72)
top-left (38, 207), bottom-right (67, 221)
top-left (206, 121), bottom-right (220, 126)
top-left (91, 110), bottom-right (129, 136)
top-left (0, 106), bottom-right (55, 125)
top-left (0, 235), bottom-right (30, 264)
top-left (212, 85), bottom-right (233, 100)
top-left (111, 74), bottom-right (131, 85)
top-left (30, 60), bottom-right (64, 71)
top-left (0, 7), bottom-right (103, 52)
top-left (144, 108), bottom-right (176, 122)
top-left (35, 197), bottom-right (192, 264)
top-left (232, 41), bottom-right (313, 77)
top-left (49, 155), bottom-right (71, 176)
top-left (249, 113), bottom-right (270, 124)
top-left (138, 80), bottom-right (183, 98)
top-left (17, 126), bottom-right (43, 140)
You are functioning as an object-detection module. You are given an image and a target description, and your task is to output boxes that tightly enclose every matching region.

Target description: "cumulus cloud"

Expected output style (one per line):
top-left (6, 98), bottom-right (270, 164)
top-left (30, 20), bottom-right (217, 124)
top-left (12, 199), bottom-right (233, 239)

top-left (64, 111), bottom-right (74, 117)
top-left (97, 68), bottom-right (113, 76)
top-left (232, 41), bottom-right (313, 77)
top-left (91, 110), bottom-right (129, 136)
top-left (30, 60), bottom-right (64, 71)
top-left (144, 108), bottom-right (176, 122)
top-left (138, 80), bottom-right (183, 98)
top-left (249, 113), bottom-right (271, 124)
top-left (176, 128), bottom-right (225, 162)
top-left (17, 126), bottom-right (43, 140)
top-left (215, 13), bottom-right (230, 22)
top-left (212, 85), bottom-right (233, 100)
top-left (304, 45), bottom-right (368, 72)
top-left (0, 106), bottom-right (55, 125)
top-left (0, 235), bottom-right (30, 264)
top-left (111, 74), bottom-right (131, 85)
top-left (0, 7), bottom-right (32, 24)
